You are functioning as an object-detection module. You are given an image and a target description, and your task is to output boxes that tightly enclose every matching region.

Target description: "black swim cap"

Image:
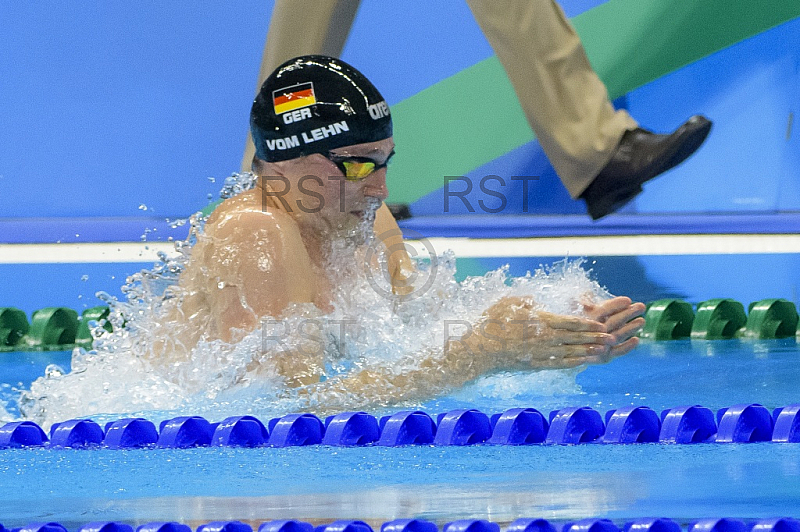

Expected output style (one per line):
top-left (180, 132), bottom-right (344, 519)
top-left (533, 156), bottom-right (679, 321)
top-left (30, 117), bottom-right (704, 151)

top-left (251, 55), bottom-right (393, 163)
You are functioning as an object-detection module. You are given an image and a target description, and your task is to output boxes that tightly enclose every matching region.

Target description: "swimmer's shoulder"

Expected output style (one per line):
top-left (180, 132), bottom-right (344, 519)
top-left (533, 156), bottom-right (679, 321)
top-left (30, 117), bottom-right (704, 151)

top-left (205, 190), bottom-right (300, 240)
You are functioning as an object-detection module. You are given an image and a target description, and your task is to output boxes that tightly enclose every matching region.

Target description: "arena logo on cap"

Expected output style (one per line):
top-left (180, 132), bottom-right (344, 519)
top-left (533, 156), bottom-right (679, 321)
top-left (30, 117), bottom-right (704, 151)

top-left (368, 101), bottom-right (390, 120)
top-left (273, 82), bottom-right (317, 115)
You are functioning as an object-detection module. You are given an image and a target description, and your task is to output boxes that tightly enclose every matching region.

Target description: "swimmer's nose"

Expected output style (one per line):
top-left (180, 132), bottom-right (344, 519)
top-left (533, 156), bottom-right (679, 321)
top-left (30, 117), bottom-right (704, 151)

top-left (363, 170), bottom-right (388, 201)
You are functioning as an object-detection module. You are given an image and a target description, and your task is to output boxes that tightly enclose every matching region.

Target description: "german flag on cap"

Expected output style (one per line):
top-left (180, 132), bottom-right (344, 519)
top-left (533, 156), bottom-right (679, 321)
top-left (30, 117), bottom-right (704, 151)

top-left (272, 82), bottom-right (316, 115)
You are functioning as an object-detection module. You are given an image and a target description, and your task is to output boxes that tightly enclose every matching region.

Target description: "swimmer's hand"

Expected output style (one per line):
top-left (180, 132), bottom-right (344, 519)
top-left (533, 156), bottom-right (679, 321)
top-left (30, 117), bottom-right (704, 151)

top-left (581, 295), bottom-right (646, 360)
top-left (480, 295), bottom-right (645, 370)
top-left (373, 203), bottom-right (415, 296)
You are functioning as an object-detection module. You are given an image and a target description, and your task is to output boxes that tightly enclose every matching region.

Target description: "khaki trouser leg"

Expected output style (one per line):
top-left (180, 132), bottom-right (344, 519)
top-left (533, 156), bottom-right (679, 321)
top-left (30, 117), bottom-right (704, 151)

top-left (465, 0), bottom-right (638, 197)
top-left (240, 0), bottom-right (361, 172)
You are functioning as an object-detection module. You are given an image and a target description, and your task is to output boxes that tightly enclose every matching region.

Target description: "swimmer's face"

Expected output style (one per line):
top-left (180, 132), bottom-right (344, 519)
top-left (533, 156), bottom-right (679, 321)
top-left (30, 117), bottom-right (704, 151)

top-left (262, 137), bottom-right (394, 228)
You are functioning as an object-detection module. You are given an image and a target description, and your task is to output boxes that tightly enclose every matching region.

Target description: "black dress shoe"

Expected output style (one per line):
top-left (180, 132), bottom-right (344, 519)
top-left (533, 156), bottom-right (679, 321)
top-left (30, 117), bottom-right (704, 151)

top-left (580, 115), bottom-right (712, 220)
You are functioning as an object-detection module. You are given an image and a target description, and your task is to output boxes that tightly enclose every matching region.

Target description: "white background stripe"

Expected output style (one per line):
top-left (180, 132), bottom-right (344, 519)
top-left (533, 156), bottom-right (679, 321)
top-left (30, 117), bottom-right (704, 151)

top-left (0, 243), bottom-right (179, 264)
top-left (1, 234), bottom-right (799, 264)
top-left (408, 235), bottom-right (800, 258)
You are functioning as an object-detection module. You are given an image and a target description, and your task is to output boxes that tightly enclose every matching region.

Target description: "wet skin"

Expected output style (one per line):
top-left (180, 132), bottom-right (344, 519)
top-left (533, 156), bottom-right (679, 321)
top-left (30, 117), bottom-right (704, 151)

top-left (156, 137), bottom-right (645, 403)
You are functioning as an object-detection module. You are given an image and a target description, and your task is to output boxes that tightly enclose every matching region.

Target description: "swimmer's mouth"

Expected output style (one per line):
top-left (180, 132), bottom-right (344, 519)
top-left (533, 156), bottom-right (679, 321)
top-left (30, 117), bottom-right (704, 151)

top-left (350, 199), bottom-right (381, 219)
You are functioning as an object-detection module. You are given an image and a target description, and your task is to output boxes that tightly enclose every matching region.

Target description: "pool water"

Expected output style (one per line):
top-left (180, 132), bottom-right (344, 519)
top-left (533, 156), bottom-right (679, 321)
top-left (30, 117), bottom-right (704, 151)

top-left (0, 339), bottom-right (798, 527)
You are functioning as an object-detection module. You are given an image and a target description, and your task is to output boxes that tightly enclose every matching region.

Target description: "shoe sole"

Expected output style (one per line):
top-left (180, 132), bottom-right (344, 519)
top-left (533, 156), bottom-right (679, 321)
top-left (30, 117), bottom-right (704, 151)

top-left (586, 185), bottom-right (643, 220)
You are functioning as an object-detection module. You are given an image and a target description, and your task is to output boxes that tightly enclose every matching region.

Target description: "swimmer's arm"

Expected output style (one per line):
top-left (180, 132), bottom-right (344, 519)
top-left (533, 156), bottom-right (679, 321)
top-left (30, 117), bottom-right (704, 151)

top-left (374, 203), bottom-right (414, 296)
top-left (304, 296), bottom-right (645, 406)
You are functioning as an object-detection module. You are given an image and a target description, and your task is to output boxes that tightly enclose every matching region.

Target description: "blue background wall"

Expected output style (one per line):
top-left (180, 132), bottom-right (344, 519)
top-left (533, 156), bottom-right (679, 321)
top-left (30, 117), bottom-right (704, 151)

top-left (4, 2), bottom-right (798, 221)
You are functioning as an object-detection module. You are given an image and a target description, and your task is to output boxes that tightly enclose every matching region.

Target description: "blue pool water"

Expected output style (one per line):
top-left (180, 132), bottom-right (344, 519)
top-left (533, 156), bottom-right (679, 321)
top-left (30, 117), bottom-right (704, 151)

top-left (1, 339), bottom-right (798, 527)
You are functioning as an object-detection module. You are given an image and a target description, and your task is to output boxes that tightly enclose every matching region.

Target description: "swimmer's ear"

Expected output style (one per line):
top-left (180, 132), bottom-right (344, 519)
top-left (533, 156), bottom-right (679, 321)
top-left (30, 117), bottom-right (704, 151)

top-left (252, 156), bottom-right (268, 174)
top-left (253, 158), bottom-right (289, 181)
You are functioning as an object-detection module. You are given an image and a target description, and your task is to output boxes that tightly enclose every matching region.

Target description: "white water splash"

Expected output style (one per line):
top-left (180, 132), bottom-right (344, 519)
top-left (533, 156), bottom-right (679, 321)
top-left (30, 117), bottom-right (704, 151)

top-left (17, 172), bottom-right (611, 429)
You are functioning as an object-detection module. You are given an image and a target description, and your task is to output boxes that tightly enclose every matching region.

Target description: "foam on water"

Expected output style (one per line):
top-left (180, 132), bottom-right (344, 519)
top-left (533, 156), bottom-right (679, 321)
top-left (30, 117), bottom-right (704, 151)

top-left (17, 172), bottom-right (611, 428)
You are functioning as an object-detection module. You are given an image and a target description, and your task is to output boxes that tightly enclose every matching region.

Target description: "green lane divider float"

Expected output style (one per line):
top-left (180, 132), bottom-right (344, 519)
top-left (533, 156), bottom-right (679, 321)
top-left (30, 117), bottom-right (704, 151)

top-left (744, 299), bottom-right (799, 339)
top-left (75, 306), bottom-right (113, 348)
top-left (0, 306), bottom-right (113, 352)
top-left (692, 299), bottom-right (748, 340)
top-left (642, 298), bottom-right (800, 341)
top-left (2, 298), bottom-right (800, 351)
top-left (640, 299), bottom-right (695, 340)
top-left (0, 308), bottom-right (29, 352)
top-left (24, 307), bottom-right (79, 351)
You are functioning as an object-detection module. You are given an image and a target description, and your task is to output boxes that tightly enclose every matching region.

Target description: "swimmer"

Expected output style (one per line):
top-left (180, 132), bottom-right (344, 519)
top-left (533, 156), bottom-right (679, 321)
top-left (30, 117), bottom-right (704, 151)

top-left (164, 56), bottom-right (645, 405)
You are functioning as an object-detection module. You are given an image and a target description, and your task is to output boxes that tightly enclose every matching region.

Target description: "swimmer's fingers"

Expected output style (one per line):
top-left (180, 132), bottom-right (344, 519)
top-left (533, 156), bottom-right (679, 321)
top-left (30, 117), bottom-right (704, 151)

top-left (603, 302), bottom-right (647, 333)
top-left (538, 343), bottom-right (612, 368)
top-left (538, 312), bottom-right (605, 333)
top-left (548, 330), bottom-right (615, 346)
top-left (538, 321), bottom-right (643, 368)
top-left (609, 337), bottom-right (640, 358)
top-left (609, 317), bottom-right (645, 344)
top-left (551, 337), bottom-right (637, 368)
top-left (584, 296), bottom-right (635, 323)
top-left (553, 338), bottom-right (639, 368)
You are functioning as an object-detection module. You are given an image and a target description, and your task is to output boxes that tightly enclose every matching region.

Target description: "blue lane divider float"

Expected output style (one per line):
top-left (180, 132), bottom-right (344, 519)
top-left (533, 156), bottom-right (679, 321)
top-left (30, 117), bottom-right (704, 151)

top-left (3, 402), bottom-right (800, 450)
top-left (268, 413), bottom-right (324, 447)
top-left (715, 404), bottom-right (773, 443)
top-left (103, 418), bottom-right (159, 449)
top-left (659, 406), bottom-right (717, 443)
top-left (323, 412), bottom-right (380, 446)
top-left (624, 518), bottom-right (681, 532)
top-left (488, 408), bottom-right (549, 445)
top-left (50, 419), bottom-right (105, 448)
top-left (259, 521), bottom-right (313, 532)
top-left (80, 523), bottom-right (134, 532)
top-left (443, 521), bottom-right (499, 532)
top-left (506, 519), bottom-right (557, 532)
top-left (689, 520), bottom-right (748, 532)
top-left (135, 523), bottom-right (191, 532)
top-left (212, 415), bottom-right (269, 447)
top-left (157, 416), bottom-right (213, 449)
top-left (772, 404), bottom-right (800, 442)
top-left (563, 519), bottom-right (619, 532)
top-left (382, 520), bottom-right (439, 532)
top-left (546, 407), bottom-right (605, 444)
top-left (199, 523), bottom-right (252, 532)
top-left (317, 522), bottom-right (375, 532)
top-left (5, 519), bottom-right (800, 532)
top-left (751, 519), bottom-right (800, 532)
top-left (378, 411), bottom-right (436, 446)
top-left (12, 524), bottom-right (69, 532)
top-left (602, 406), bottom-right (661, 444)
top-left (434, 409), bottom-right (492, 446)
top-left (0, 421), bottom-right (48, 448)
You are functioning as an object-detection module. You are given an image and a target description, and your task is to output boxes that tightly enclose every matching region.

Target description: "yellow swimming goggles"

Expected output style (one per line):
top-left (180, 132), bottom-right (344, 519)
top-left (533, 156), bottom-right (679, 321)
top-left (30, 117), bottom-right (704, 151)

top-left (328, 151), bottom-right (395, 181)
